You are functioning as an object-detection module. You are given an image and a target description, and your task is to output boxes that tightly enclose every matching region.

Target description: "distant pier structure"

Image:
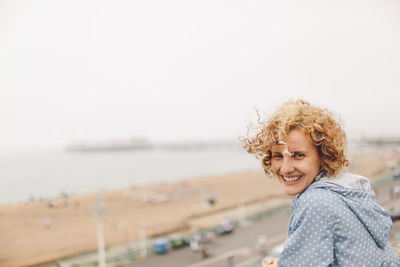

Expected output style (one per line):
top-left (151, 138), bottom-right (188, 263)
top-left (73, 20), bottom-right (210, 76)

top-left (65, 137), bottom-right (241, 152)
top-left (65, 138), bottom-right (153, 152)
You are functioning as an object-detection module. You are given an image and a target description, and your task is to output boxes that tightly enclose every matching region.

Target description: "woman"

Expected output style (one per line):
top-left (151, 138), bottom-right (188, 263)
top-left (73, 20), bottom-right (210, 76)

top-left (243, 99), bottom-right (400, 266)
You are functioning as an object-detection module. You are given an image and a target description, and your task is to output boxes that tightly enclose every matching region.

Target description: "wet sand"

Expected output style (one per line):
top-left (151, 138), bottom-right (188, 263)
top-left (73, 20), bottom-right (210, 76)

top-left (0, 148), bottom-right (399, 267)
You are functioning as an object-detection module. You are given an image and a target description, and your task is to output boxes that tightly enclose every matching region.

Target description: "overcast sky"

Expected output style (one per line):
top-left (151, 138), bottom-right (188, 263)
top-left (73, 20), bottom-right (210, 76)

top-left (1, 0), bottom-right (400, 150)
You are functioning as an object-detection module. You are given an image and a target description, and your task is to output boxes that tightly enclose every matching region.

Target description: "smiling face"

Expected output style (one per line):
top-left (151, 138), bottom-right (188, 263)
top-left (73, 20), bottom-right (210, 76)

top-left (271, 129), bottom-right (321, 195)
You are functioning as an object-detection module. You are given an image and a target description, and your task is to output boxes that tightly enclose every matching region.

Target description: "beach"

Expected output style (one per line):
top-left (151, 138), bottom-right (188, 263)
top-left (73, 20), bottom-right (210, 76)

top-left (0, 148), bottom-right (399, 267)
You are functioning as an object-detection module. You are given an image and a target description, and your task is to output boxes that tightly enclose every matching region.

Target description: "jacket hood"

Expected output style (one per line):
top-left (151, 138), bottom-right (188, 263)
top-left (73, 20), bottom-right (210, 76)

top-left (312, 172), bottom-right (393, 249)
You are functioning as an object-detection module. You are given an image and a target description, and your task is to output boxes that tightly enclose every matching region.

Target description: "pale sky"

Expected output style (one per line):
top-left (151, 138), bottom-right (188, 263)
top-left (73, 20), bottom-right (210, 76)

top-left (1, 0), bottom-right (400, 150)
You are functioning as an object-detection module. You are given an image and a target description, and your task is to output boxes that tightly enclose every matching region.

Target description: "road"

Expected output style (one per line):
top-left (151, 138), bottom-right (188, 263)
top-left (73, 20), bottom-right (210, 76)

top-left (129, 209), bottom-right (290, 267)
top-left (127, 178), bottom-right (400, 267)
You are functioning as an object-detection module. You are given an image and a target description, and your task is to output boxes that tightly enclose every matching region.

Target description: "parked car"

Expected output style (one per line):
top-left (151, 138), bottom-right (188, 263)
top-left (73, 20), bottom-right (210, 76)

top-left (215, 220), bottom-right (234, 235)
top-left (169, 234), bottom-right (189, 249)
top-left (153, 238), bottom-right (169, 254)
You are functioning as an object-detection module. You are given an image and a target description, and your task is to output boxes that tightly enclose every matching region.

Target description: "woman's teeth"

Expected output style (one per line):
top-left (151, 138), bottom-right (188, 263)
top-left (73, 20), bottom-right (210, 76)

top-left (283, 176), bottom-right (301, 182)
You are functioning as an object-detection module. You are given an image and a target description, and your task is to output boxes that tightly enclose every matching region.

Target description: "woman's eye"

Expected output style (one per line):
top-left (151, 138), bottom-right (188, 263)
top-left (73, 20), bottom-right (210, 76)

top-left (293, 153), bottom-right (304, 159)
top-left (272, 154), bottom-right (283, 159)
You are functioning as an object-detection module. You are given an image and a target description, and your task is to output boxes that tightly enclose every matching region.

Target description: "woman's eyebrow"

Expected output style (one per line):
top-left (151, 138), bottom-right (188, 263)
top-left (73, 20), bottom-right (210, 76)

top-left (292, 150), bottom-right (306, 153)
top-left (287, 146), bottom-right (307, 152)
top-left (272, 149), bottom-right (294, 156)
top-left (285, 149), bottom-right (307, 156)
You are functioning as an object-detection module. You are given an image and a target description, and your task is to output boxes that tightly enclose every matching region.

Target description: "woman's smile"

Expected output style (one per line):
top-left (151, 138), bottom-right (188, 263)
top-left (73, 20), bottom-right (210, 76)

top-left (281, 175), bottom-right (303, 183)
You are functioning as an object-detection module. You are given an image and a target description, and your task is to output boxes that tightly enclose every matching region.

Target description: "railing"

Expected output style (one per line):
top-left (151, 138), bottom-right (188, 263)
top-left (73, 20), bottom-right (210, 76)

top-left (57, 203), bottom-right (290, 267)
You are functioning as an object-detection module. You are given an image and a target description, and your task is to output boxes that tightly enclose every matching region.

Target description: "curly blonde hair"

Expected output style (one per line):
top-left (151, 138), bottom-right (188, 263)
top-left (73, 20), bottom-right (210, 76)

top-left (242, 99), bottom-right (349, 177)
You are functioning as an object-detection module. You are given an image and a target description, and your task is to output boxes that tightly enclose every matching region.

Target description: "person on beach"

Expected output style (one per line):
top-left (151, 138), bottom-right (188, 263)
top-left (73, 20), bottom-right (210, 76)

top-left (242, 99), bottom-right (400, 266)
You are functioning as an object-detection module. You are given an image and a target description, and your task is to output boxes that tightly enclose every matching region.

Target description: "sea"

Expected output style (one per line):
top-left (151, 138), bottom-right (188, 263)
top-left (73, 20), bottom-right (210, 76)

top-left (0, 147), bottom-right (259, 205)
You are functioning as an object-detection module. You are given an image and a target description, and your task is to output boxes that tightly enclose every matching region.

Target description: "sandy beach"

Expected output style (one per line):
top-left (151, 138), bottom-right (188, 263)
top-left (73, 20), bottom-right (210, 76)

top-left (0, 148), bottom-right (399, 267)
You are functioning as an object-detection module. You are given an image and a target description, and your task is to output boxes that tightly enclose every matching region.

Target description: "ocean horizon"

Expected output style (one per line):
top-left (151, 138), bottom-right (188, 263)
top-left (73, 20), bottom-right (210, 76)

top-left (0, 147), bottom-right (259, 205)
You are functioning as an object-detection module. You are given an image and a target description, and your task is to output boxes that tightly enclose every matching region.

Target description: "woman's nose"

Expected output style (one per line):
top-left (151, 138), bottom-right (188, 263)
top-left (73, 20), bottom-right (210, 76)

top-left (280, 158), bottom-right (294, 174)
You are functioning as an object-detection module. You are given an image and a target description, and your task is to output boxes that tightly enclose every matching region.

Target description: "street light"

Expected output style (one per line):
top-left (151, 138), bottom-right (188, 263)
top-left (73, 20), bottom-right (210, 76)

top-left (94, 194), bottom-right (106, 267)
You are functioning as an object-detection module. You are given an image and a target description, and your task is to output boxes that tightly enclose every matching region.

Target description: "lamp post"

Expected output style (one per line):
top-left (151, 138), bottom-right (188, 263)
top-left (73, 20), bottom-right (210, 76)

top-left (94, 194), bottom-right (106, 267)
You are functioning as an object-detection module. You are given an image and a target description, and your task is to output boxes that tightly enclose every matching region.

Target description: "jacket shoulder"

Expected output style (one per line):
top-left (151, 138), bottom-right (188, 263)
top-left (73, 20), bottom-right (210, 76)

top-left (298, 185), bottom-right (343, 207)
top-left (291, 186), bottom-right (345, 223)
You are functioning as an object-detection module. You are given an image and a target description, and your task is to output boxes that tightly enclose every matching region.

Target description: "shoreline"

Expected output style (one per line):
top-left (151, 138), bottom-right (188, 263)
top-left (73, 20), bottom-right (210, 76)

top-left (0, 148), bottom-right (257, 206)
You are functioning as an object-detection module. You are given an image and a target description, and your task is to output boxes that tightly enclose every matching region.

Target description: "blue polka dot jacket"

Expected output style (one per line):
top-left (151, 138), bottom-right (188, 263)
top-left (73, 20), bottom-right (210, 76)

top-left (278, 172), bottom-right (400, 267)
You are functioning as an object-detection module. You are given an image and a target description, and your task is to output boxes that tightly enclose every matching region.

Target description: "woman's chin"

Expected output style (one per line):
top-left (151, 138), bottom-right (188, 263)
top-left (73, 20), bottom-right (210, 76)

top-left (281, 179), bottom-right (304, 195)
top-left (283, 187), bottom-right (300, 195)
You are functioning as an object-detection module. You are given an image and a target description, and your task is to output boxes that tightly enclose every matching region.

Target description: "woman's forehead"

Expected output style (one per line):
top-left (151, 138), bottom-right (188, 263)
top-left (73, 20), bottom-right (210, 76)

top-left (271, 144), bottom-right (291, 155)
top-left (271, 131), bottom-right (314, 152)
top-left (271, 144), bottom-right (311, 157)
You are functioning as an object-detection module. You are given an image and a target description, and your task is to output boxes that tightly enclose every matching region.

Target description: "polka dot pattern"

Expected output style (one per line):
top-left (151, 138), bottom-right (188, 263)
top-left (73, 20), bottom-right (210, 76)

top-left (278, 174), bottom-right (400, 267)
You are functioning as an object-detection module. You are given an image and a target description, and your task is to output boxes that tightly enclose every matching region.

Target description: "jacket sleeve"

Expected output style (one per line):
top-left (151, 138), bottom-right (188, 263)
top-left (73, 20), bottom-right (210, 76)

top-left (278, 192), bottom-right (336, 267)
